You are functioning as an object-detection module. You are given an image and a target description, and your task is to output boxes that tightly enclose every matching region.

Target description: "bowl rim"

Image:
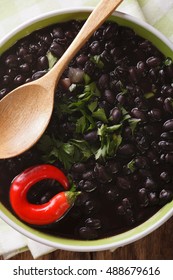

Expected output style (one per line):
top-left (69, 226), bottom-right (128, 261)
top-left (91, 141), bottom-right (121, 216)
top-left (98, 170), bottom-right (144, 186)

top-left (0, 7), bottom-right (173, 252)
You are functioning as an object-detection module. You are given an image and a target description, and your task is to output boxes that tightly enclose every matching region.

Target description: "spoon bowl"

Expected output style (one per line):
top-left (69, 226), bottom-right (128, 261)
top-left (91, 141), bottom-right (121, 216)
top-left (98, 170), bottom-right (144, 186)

top-left (0, 83), bottom-right (54, 158)
top-left (0, 0), bottom-right (123, 159)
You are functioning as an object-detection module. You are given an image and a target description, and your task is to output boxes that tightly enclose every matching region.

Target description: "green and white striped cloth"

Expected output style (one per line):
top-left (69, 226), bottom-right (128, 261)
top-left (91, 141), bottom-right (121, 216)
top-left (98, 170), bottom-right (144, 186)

top-left (0, 0), bottom-right (173, 259)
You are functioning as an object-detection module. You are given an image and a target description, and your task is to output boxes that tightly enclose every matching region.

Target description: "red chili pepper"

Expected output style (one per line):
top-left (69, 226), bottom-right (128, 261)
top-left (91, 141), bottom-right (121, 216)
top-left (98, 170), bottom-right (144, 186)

top-left (9, 164), bottom-right (80, 225)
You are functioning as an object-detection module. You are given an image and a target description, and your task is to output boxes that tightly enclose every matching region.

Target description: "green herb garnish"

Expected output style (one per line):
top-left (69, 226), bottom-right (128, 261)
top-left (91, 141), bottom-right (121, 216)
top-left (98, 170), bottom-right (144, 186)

top-left (164, 57), bottom-right (173, 66)
top-left (95, 124), bottom-right (122, 159)
top-left (144, 92), bottom-right (155, 99)
top-left (90, 55), bottom-right (104, 69)
top-left (46, 51), bottom-right (58, 69)
top-left (127, 159), bottom-right (136, 173)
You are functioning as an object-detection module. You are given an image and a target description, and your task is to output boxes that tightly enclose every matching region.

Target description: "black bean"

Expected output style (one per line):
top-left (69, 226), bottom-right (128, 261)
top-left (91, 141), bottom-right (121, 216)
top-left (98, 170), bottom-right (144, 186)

top-left (138, 188), bottom-right (149, 207)
top-left (76, 54), bottom-right (88, 66)
top-left (136, 61), bottom-right (146, 73)
top-left (39, 33), bottom-right (52, 45)
top-left (78, 226), bottom-right (98, 240)
top-left (82, 181), bottom-right (97, 193)
top-left (40, 192), bottom-right (52, 204)
top-left (158, 141), bottom-right (173, 152)
top-left (160, 171), bottom-right (171, 183)
top-left (139, 168), bottom-right (152, 178)
top-left (94, 163), bottom-right (112, 183)
top-left (98, 74), bottom-right (109, 90)
top-left (105, 41), bottom-right (115, 51)
top-left (14, 74), bottom-right (25, 86)
top-left (117, 176), bottom-right (131, 190)
top-left (20, 63), bottom-right (30, 73)
top-left (29, 43), bottom-right (39, 54)
top-left (105, 187), bottom-right (119, 201)
top-left (139, 77), bottom-right (152, 92)
top-left (50, 41), bottom-right (64, 57)
top-left (84, 130), bottom-right (98, 143)
top-left (6, 68), bottom-right (18, 78)
top-left (158, 69), bottom-right (166, 83)
top-left (151, 141), bottom-right (160, 153)
top-left (123, 126), bottom-right (133, 140)
top-left (166, 64), bottom-right (173, 78)
top-left (165, 153), bottom-right (173, 164)
top-left (144, 125), bottom-right (155, 137)
top-left (65, 30), bottom-right (74, 40)
top-left (37, 56), bottom-right (49, 70)
top-left (122, 198), bottom-right (132, 209)
top-left (103, 89), bottom-right (116, 104)
top-left (148, 192), bottom-right (159, 205)
top-left (100, 50), bottom-right (112, 64)
top-left (5, 54), bottom-right (18, 67)
top-left (135, 156), bottom-right (149, 169)
top-left (71, 163), bottom-right (86, 174)
top-left (148, 108), bottom-right (162, 121)
top-left (149, 68), bottom-right (158, 82)
top-left (23, 54), bottom-right (33, 64)
top-left (2, 75), bottom-right (11, 85)
top-left (124, 208), bottom-right (135, 225)
top-left (17, 46), bottom-right (28, 57)
top-left (146, 56), bottom-right (161, 68)
top-left (156, 96), bottom-right (164, 105)
top-left (160, 132), bottom-right (173, 141)
top-left (52, 27), bottom-right (65, 38)
top-left (129, 66), bottom-right (138, 82)
top-left (94, 28), bottom-right (103, 40)
top-left (117, 205), bottom-right (126, 215)
top-left (103, 23), bottom-right (119, 39)
top-left (32, 70), bottom-right (47, 80)
top-left (131, 108), bottom-right (147, 122)
top-left (163, 119), bottom-right (173, 131)
top-left (136, 136), bottom-right (149, 151)
top-left (85, 218), bottom-right (101, 229)
top-left (118, 144), bottom-right (135, 157)
top-left (0, 88), bottom-right (9, 99)
top-left (145, 177), bottom-right (156, 191)
top-left (163, 98), bottom-right (173, 114)
top-left (110, 47), bottom-right (121, 58)
top-left (159, 189), bottom-right (173, 205)
top-left (82, 171), bottom-right (95, 180)
top-left (107, 160), bottom-right (119, 174)
top-left (89, 41), bottom-right (101, 55)
top-left (83, 200), bottom-right (97, 215)
top-left (116, 93), bottom-right (126, 105)
top-left (84, 60), bottom-right (95, 75)
top-left (75, 192), bottom-right (89, 207)
top-left (109, 107), bottom-right (122, 124)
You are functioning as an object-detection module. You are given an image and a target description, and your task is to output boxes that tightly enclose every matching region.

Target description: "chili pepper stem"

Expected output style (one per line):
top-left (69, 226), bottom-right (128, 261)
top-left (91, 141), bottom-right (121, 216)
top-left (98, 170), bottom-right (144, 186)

top-left (65, 191), bottom-right (81, 205)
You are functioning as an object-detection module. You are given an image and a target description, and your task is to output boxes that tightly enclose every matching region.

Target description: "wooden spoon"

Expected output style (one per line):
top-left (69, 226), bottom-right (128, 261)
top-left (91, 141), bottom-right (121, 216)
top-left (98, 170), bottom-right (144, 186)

top-left (0, 0), bottom-right (123, 159)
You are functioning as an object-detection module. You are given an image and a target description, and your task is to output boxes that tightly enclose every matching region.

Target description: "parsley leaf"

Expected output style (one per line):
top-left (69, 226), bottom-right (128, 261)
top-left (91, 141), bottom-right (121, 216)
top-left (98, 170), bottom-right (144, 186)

top-left (88, 101), bottom-right (98, 113)
top-left (92, 108), bottom-right (108, 123)
top-left (46, 51), bottom-right (58, 69)
top-left (127, 159), bottom-right (136, 173)
top-left (95, 124), bottom-right (122, 159)
top-left (144, 92), bottom-right (155, 99)
top-left (76, 116), bottom-right (87, 133)
top-left (128, 118), bottom-right (141, 135)
top-left (164, 57), bottom-right (173, 66)
top-left (90, 55), bottom-right (104, 69)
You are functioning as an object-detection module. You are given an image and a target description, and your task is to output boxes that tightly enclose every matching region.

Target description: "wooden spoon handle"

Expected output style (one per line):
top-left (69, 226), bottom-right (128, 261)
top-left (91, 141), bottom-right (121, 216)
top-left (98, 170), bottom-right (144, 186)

top-left (44, 0), bottom-right (123, 89)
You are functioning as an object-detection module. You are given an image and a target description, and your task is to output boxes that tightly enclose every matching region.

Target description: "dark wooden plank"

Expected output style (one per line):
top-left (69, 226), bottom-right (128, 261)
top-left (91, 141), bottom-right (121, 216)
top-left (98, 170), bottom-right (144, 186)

top-left (0, 217), bottom-right (172, 260)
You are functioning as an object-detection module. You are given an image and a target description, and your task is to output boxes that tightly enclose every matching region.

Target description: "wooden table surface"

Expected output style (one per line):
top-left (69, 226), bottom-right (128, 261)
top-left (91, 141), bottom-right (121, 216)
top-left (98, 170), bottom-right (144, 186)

top-left (1, 216), bottom-right (173, 260)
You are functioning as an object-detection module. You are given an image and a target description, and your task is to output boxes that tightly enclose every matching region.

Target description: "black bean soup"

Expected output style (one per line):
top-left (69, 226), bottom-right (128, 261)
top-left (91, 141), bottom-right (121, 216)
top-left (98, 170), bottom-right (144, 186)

top-left (0, 20), bottom-right (173, 240)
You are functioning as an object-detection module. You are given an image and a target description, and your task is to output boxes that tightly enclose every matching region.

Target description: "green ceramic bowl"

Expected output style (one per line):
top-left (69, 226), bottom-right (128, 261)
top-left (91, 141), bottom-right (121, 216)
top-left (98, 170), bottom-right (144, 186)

top-left (0, 8), bottom-right (173, 252)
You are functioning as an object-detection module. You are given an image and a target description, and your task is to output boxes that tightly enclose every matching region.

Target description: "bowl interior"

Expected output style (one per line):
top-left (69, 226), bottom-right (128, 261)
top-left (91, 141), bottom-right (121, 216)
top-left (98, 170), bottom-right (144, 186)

top-left (0, 9), bottom-right (173, 251)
